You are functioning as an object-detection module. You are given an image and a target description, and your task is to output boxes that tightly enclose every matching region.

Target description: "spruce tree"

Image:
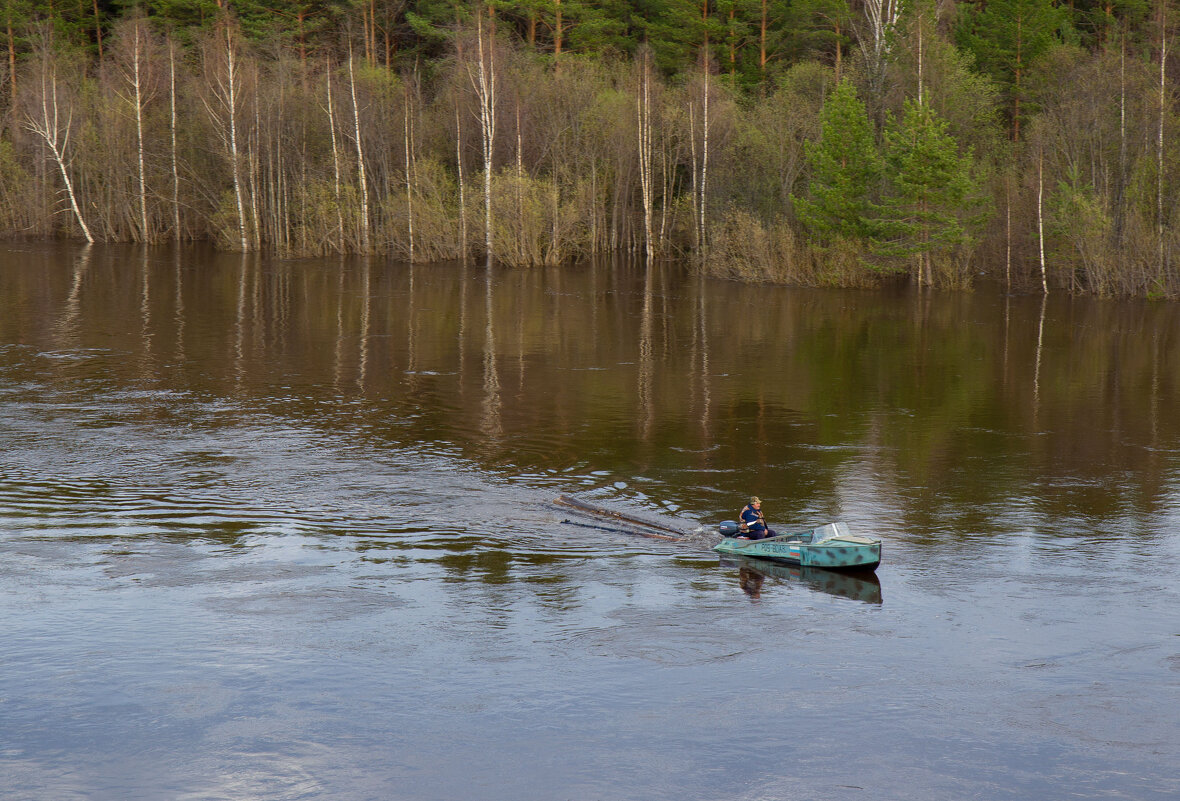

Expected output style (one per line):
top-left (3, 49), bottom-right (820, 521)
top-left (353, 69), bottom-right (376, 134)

top-left (878, 99), bottom-right (983, 285)
top-left (793, 79), bottom-right (883, 246)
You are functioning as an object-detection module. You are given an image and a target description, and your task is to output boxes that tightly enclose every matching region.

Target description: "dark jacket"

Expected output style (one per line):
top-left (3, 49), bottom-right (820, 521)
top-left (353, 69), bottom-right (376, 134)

top-left (740, 504), bottom-right (766, 533)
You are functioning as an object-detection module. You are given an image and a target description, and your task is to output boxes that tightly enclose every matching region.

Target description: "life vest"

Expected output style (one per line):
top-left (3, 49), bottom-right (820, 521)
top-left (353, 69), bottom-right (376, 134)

top-left (740, 504), bottom-right (766, 533)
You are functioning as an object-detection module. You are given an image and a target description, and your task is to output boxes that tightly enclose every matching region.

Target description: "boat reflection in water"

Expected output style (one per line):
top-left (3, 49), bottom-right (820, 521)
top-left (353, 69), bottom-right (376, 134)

top-left (723, 556), bottom-right (883, 605)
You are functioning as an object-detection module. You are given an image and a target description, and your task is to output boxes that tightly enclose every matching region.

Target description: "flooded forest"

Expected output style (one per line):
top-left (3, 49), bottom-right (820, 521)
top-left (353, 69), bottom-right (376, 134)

top-left (1, 1), bottom-right (1178, 296)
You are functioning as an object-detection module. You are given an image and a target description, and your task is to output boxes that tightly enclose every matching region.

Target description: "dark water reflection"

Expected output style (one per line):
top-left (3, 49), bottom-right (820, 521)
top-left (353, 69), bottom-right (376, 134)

top-left (2, 243), bottom-right (1179, 800)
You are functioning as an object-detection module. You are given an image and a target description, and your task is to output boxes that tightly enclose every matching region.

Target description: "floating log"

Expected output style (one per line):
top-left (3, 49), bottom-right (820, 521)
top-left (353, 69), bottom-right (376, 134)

top-left (555, 495), bottom-right (687, 540)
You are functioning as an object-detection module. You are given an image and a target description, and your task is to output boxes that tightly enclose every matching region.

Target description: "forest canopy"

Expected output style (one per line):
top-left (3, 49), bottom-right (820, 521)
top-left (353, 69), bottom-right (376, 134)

top-left (0, 0), bottom-right (1177, 297)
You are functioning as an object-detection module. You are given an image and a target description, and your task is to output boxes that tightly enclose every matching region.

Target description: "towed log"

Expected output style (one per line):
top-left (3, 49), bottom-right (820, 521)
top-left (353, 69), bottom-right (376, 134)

top-left (555, 495), bottom-right (687, 540)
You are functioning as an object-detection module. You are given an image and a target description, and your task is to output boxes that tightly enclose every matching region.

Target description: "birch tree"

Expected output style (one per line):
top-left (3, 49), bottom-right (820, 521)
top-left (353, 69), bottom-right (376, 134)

top-left (201, 18), bottom-right (251, 251)
top-left (637, 48), bottom-right (655, 261)
top-left (24, 38), bottom-right (93, 243)
top-left (405, 81), bottom-right (416, 262)
top-left (1157, 5), bottom-right (1168, 279)
top-left (168, 36), bottom-right (181, 240)
top-left (347, 46), bottom-right (370, 252)
top-left (324, 58), bottom-right (344, 252)
top-left (112, 15), bottom-right (158, 242)
top-left (467, 11), bottom-right (497, 266)
top-left (857, 0), bottom-right (899, 101)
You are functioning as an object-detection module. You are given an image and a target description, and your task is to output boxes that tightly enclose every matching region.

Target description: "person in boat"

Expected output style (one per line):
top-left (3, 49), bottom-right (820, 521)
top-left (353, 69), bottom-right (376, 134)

top-left (739, 496), bottom-right (776, 540)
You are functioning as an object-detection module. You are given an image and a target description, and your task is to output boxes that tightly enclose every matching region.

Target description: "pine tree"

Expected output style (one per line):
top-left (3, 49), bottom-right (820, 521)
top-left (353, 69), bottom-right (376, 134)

top-left (956, 0), bottom-right (1065, 140)
top-left (786, 0), bottom-right (852, 80)
top-left (793, 79), bottom-right (883, 245)
top-left (878, 99), bottom-right (983, 285)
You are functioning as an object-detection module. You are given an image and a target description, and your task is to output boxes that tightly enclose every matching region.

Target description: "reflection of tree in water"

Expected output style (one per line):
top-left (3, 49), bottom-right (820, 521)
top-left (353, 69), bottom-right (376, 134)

top-left (639, 263), bottom-right (654, 442)
top-left (139, 249), bottom-right (155, 376)
top-left (54, 244), bottom-right (92, 345)
top-left (481, 266), bottom-right (502, 441)
top-left (18, 252), bottom-right (1180, 541)
top-left (333, 264), bottom-right (345, 391)
top-left (406, 261), bottom-right (418, 391)
top-left (358, 259), bottom-right (371, 393)
top-left (233, 253), bottom-right (248, 387)
top-left (173, 248), bottom-right (186, 368)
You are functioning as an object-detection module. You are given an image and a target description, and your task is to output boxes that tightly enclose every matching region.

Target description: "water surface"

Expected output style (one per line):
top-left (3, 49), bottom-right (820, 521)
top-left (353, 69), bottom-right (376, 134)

top-left (2, 243), bottom-right (1178, 800)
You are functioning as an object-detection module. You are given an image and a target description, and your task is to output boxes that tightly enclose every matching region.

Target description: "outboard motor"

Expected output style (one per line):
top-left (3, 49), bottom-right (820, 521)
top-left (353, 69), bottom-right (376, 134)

top-left (718, 520), bottom-right (741, 538)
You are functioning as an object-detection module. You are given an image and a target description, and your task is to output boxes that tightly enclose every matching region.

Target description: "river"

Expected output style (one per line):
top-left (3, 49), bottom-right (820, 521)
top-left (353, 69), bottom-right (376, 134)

top-left (1, 242), bottom-right (1178, 800)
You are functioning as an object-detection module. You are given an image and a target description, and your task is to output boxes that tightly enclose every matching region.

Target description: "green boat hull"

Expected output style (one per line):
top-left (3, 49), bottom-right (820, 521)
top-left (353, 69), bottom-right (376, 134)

top-left (713, 526), bottom-right (881, 571)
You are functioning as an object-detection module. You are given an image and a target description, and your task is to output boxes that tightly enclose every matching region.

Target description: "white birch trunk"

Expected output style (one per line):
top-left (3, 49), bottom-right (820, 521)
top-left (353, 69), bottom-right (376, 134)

top-left (637, 52), bottom-right (654, 261)
top-left (1159, 22), bottom-right (1167, 278)
top-left (1005, 179), bottom-right (1012, 291)
top-left (456, 103), bottom-right (467, 259)
top-left (688, 102), bottom-right (699, 252)
top-left (860, 0), bottom-right (899, 71)
top-left (225, 25), bottom-right (248, 251)
top-left (408, 90), bottom-right (417, 263)
top-left (170, 39), bottom-right (181, 240)
top-left (248, 85), bottom-right (260, 250)
top-left (1037, 149), bottom-right (1047, 294)
top-left (516, 103), bottom-right (523, 263)
top-left (26, 59), bottom-right (93, 244)
top-left (469, 13), bottom-right (496, 267)
top-left (130, 23), bottom-right (149, 241)
top-left (699, 67), bottom-right (709, 255)
top-left (325, 61), bottom-right (344, 252)
top-left (348, 49), bottom-right (370, 253)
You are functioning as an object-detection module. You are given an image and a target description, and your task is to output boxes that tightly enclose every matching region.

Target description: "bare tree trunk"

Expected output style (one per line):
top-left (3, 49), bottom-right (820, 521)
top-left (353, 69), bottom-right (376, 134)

top-left (26, 56), bottom-right (93, 243)
top-left (126, 21), bottom-right (150, 242)
top-left (637, 51), bottom-right (655, 261)
top-left (169, 39), bottom-right (181, 240)
top-left (1116, 35), bottom-right (1127, 244)
top-left (226, 27), bottom-right (248, 251)
top-left (1005, 178), bottom-right (1012, 292)
top-left (93, 0), bottom-right (104, 60)
top-left (469, 12), bottom-right (496, 267)
top-left (248, 77), bottom-right (261, 249)
top-left (326, 60), bottom-right (344, 253)
top-left (456, 103), bottom-right (467, 259)
top-left (516, 103), bottom-right (523, 263)
top-left (760, 0), bottom-right (767, 78)
top-left (6, 17), bottom-right (15, 111)
top-left (688, 102), bottom-right (699, 252)
top-left (590, 165), bottom-right (598, 253)
top-left (699, 65), bottom-right (710, 257)
top-left (1158, 17), bottom-right (1167, 281)
top-left (858, 0), bottom-right (899, 101)
top-left (348, 49), bottom-right (370, 252)
top-left (408, 87), bottom-right (417, 263)
top-left (1037, 148), bottom-right (1047, 294)
top-left (200, 21), bottom-right (249, 251)
top-left (917, 15), bottom-right (924, 106)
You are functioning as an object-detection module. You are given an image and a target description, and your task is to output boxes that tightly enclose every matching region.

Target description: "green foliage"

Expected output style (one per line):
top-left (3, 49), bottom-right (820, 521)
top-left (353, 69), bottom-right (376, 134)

top-left (956, 0), bottom-right (1069, 138)
top-left (0, 0), bottom-right (1176, 296)
top-left (794, 79), bottom-right (883, 246)
top-left (1047, 165), bottom-right (1119, 295)
top-left (784, 0), bottom-right (851, 72)
top-left (877, 99), bottom-right (985, 277)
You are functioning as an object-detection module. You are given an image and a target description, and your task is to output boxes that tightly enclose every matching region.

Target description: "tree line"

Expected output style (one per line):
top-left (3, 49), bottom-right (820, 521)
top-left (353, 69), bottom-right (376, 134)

top-left (0, 0), bottom-right (1177, 297)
